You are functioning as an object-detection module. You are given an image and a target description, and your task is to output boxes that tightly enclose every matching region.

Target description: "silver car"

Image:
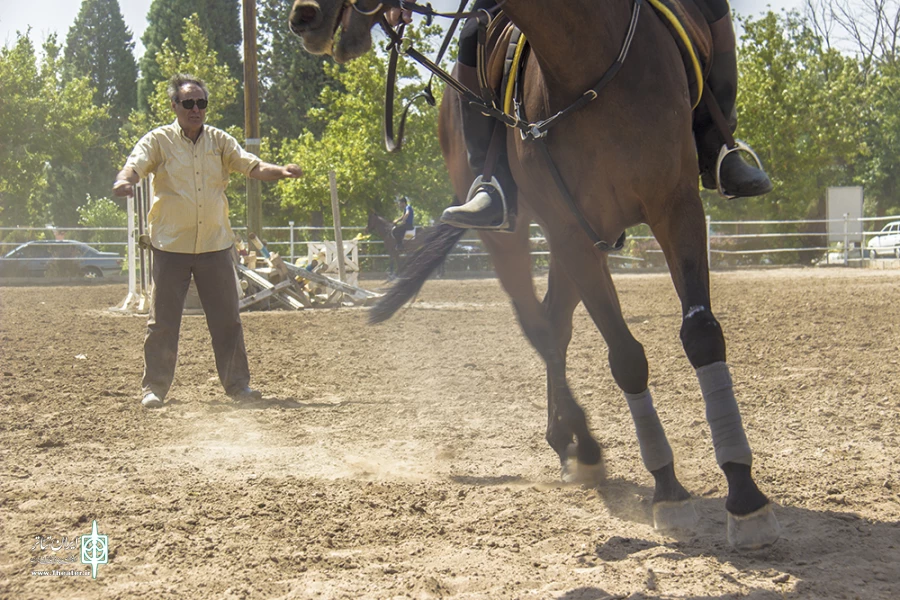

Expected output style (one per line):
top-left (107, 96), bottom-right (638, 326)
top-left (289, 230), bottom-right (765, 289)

top-left (0, 240), bottom-right (123, 278)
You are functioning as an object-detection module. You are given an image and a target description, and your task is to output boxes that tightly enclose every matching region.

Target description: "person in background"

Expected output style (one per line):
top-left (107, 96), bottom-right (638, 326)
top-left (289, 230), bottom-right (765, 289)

top-left (112, 73), bottom-right (302, 409)
top-left (391, 196), bottom-right (415, 250)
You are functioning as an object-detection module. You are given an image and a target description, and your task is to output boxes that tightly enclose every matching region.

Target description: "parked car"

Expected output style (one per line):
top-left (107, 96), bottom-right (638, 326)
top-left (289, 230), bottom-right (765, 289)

top-left (0, 240), bottom-right (123, 278)
top-left (867, 221), bottom-right (900, 259)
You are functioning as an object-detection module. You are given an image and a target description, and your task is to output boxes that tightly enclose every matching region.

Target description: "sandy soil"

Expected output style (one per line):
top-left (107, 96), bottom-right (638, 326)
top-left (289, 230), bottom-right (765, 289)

top-left (1, 268), bottom-right (899, 599)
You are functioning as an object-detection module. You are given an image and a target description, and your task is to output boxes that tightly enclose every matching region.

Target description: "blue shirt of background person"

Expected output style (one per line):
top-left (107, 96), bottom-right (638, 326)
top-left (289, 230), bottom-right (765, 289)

top-left (391, 197), bottom-right (415, 249)
top-left (402, 202), bottom-right (414, 227)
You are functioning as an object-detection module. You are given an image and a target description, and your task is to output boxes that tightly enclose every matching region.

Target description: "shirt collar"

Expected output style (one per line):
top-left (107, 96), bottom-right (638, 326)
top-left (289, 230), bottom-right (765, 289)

top-left (173, 119), bottom-right (205, 143)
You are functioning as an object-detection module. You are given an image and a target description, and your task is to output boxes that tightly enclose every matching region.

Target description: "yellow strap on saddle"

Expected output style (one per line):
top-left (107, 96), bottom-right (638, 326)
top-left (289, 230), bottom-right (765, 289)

top-left (503, 33), bottom-right (528, 117)
top-left (500, 0), bottom-right (705, 119)
top-left (646, 0), bottom-right (704, 109)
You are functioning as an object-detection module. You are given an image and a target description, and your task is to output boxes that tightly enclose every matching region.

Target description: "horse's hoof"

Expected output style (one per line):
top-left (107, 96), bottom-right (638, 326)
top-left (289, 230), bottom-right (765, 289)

top-left (561, 443), bottom-right (606, 484)
top-left (727, 503), bottom-right (781, 551)
top-left (652, 499), bottom-right (699, 531)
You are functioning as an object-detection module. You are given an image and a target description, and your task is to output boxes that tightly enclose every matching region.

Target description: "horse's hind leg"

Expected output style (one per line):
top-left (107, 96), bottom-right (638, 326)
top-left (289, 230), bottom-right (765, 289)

top-left (548, 239), bottom-right (695, 528)
top-left (479, 227), bottom-right (602, 475)
top-left (651, 185), bottom-right (780, 549)
top-left (541, 255), bottom-right (604, 481)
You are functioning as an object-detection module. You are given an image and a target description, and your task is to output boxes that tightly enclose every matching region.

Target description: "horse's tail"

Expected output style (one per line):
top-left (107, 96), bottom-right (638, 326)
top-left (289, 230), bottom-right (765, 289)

top-left (369, 224), bottom-right (467, 324)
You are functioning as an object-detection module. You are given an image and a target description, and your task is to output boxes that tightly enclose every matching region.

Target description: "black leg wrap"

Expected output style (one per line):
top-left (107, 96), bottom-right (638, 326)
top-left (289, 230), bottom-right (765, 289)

top-left (680, 306), bottom-right (726, 368)
top-left (722, 462), bottom-right (769, 515)
top-left (608, 342), bottom-right (648, 395)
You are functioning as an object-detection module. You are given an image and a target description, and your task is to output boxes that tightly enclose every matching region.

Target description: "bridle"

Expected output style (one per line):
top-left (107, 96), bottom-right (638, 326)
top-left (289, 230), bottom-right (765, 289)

top-left (348, 0), bottom-right (488, 20)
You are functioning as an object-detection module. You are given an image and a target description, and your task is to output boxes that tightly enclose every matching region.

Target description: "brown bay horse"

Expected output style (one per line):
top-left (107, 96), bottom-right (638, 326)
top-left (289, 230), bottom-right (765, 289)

top-left (289, 0), bottom-right (780, 550)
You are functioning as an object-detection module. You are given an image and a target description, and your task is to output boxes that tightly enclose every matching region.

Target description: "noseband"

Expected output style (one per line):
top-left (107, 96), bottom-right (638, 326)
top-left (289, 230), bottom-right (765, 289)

top-left (348, 0), bottom-right (384, 17)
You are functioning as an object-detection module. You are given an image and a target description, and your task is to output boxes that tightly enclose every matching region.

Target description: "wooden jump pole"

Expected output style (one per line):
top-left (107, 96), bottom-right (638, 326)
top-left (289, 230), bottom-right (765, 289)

top-left (243, 0), bottom-right (262, 238)
top-left (329, 170), bottom-right (347, 284)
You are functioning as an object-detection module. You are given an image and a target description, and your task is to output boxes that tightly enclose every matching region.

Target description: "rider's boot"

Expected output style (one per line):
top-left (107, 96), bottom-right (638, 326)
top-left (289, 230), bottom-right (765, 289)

top-left (441, 63), bottom-right (517, 231)
top-left (694, 13), bottom-right (772, 198)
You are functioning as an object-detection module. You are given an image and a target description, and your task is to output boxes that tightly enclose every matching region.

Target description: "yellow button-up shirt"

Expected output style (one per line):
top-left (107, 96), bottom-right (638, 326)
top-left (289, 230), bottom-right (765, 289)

top-left (125, 121), bottom-right (261, 254)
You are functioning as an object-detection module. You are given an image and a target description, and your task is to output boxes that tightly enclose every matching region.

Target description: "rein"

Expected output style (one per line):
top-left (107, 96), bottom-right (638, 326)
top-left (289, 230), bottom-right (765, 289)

top-left (351, 0), bottom-right (492, 21)
top-left (379, 0), bottom-right (644, 250)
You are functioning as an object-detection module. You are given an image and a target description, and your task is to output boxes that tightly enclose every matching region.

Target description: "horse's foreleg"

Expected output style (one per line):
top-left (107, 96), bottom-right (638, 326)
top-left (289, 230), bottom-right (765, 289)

top-left (652, 187), bottom-right (779, 549)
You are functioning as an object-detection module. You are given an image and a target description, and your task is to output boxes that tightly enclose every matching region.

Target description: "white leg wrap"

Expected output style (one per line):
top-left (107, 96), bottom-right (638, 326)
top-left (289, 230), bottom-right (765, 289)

top-left (625, 389), bottom-right (674, 472)
top-left (696, 362), bottom-right (752, 467)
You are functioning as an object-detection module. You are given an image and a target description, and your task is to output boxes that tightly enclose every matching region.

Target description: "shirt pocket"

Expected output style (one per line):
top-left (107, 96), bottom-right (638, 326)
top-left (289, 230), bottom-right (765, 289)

top-left (205, 149), bottom-right (229, 184)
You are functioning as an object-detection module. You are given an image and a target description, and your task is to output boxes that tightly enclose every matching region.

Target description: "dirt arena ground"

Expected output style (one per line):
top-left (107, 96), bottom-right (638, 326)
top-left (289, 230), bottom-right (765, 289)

top-left (1, 268), bottom-right (898, 599)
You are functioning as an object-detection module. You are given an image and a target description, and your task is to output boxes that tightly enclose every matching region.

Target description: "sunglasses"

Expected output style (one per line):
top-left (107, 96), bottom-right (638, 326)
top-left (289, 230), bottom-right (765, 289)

top-left (179, 98), bottom-right (208, 110)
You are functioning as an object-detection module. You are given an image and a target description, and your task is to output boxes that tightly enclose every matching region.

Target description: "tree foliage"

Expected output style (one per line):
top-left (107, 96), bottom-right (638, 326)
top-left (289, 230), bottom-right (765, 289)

top-left (703, 10), bottom-right (869, 224)
top-left (276, 24), bottom-right (454, 229)
top-left (138, 0), bottom-right (243, 122)
top-left (47, 0), bottom-right (139, 229)
top-left (0, 34), bottom-right (106, 227)
top-left (257, 0), bottom-right (337, 140)
top-left (63, 0), bottom-right (138, 127)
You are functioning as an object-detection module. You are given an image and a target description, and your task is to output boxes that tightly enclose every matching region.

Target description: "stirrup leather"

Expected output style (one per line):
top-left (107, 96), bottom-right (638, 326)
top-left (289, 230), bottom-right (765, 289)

top-left (466, 175), bottom-right (513, 232)
top-left (715, 140), bottom-right (765, 199)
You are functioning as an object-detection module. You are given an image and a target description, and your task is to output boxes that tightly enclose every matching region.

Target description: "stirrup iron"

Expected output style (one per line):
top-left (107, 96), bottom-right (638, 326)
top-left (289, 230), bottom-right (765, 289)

top-left (715, 140), bottom-right (765, 199)
top-left (466, 175), bottom-right (514, 232)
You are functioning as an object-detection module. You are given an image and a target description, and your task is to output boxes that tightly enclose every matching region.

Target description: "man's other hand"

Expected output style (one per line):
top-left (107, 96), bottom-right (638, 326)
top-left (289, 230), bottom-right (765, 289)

top-left (283, 164), bottom-right (303, 179)
top-left (112, 180), bottom-right (134, 197)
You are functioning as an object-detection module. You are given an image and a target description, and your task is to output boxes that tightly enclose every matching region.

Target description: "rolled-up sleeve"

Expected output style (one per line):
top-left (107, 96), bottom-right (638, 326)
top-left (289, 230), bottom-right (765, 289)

top-left (222, 135), bottom-right (261, 176)
top-left (124, 132), bottom-right (161, 179)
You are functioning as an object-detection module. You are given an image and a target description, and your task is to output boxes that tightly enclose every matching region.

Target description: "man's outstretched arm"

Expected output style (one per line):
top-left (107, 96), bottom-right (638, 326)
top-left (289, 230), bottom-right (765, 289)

top-left (249, 162), bottom-right (303, 181)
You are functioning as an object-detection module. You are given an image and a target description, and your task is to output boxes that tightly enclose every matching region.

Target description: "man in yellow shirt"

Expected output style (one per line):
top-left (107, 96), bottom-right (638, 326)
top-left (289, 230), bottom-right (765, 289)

top-left (112, 73), bottom-right (302, 409)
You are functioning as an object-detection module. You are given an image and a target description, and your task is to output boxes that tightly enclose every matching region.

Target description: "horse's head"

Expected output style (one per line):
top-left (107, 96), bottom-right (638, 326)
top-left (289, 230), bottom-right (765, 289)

top-left (289, 0), bottom-right (386, 63)
top-left (365, 209), bottom-right (379, 234)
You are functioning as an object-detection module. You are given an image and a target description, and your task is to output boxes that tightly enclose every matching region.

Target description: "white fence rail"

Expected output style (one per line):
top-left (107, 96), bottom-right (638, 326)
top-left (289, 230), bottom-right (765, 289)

top-left (2, 215), bottom-right (898, 276)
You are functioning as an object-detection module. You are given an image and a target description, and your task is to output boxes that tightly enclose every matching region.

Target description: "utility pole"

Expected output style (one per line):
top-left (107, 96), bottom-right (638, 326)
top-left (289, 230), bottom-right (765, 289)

top-left (242, 0), bottom-right (262, 237)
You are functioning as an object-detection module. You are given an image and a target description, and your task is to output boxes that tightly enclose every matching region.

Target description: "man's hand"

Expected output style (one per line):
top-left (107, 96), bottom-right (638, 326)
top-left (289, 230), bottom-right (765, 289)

top-left (385, 7), bottom-right (412, 26)
top-left (282, 164), bottom-right (303, 179)
top-left (112, 179), bottom-right (134, 197)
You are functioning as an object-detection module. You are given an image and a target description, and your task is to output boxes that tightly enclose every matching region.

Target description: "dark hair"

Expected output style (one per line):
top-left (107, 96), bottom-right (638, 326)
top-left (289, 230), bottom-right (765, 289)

top-left (167, 74), bottom-right (209, 103)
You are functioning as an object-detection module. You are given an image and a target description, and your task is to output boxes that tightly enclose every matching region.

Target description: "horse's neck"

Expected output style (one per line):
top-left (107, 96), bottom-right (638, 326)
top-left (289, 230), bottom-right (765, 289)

top-left (503, 0), bottom-right (633, 95)
top-left (377, 216), bottom-right (393, 238)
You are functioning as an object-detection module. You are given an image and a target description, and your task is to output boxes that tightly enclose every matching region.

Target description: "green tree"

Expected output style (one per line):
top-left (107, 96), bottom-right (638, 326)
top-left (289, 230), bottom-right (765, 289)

top-left (0, 34), bottom-right (106, 227)
top-left (63, 0), bottom-right (138, 127)
top-left (276, 24), bottom-right (453, 230)
top-left (77, 196), bottom-right (127, 251)
top-left (50, 0), bottom-right (139, 229)
top-left (709, 11), bottom-right (868, 225)
top-left (864, 58), bottom-right (900, 217)
top-left (257, 0), bottom-right (336, 140)
top-left (138, 0), bottom-right (243, 124)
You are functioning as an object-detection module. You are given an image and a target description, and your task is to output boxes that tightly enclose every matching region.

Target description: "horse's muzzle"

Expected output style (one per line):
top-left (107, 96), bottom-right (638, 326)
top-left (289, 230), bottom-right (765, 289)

top-left (290, 1), bottom-right (323, 34)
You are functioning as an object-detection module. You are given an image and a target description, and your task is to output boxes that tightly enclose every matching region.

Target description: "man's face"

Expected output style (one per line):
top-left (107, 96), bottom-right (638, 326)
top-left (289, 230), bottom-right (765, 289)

top-left (172, 83), bottom-right (207, 131)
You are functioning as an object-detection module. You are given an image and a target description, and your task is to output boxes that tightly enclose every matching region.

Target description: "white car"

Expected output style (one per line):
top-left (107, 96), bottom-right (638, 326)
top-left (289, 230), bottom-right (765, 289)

top-left (867, 221), bottom-right (900, 259)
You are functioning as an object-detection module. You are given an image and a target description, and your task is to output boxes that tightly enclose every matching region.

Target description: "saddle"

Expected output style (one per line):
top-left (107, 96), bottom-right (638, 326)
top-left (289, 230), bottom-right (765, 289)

top-left (478, 0), bottom-right (713, 117)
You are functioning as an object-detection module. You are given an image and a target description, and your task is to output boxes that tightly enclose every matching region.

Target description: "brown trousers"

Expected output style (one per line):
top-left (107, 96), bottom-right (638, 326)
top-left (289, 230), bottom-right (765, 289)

top-left (141, 246), bottom-right (250, 398)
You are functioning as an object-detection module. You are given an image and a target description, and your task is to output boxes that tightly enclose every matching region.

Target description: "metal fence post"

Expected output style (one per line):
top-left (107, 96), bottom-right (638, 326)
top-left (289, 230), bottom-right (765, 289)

top-left (843, 213), bottom-right (850, 266)
top-left (289, 220), bottom-right (295, 263)
top-left (706, 214), bottom-right (712, 270)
